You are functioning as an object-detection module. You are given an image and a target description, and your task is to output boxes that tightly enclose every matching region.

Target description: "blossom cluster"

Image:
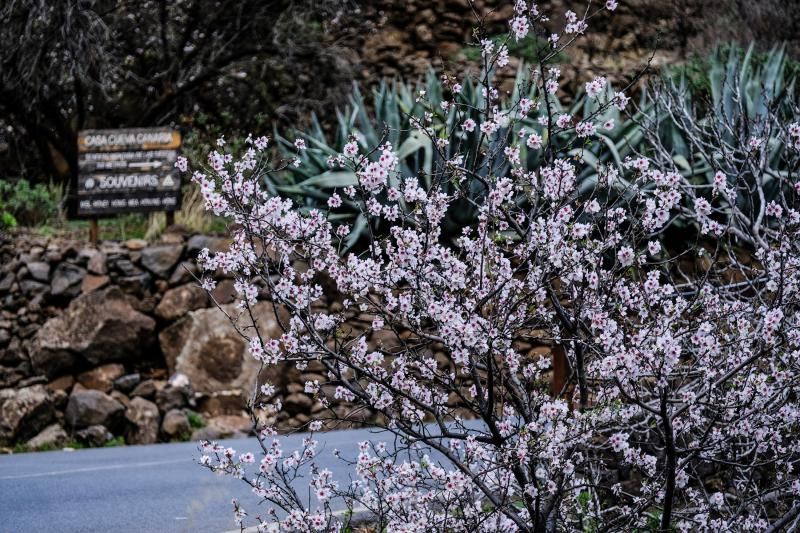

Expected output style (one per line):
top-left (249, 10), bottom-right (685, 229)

top-left (188, 1), bottom-right (800, 531)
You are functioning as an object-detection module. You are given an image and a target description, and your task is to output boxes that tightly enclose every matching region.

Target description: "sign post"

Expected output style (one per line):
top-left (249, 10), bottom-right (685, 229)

top-left (89, 219), bottom-right (99, 245)
top-left (76, 128), bottom-right (182, 239)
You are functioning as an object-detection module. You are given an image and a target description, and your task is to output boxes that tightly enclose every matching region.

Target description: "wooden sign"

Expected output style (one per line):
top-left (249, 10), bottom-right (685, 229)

top-left (76, 127), bottom-right (182, 216)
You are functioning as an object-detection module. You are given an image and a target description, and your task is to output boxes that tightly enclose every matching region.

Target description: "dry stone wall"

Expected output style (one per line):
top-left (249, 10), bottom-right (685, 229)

top-left (0, 227), bottom-right (554, 452)
top-left (0, 229), bottom-right (360, 451)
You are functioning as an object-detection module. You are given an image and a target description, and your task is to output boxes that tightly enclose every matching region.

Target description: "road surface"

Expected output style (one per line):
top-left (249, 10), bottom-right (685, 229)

top-left (0, 427), bottom-right (382, 533)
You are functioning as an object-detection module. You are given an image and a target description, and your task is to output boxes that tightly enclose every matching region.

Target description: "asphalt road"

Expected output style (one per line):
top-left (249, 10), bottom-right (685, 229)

top-left (0, 428), bottom-right (381, 533)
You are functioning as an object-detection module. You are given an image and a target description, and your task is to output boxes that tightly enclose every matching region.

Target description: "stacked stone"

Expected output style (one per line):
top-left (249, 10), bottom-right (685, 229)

top-left (0, 230), bottom-right (311, 451)
top-left (0, 229), bottom-right (557, 452)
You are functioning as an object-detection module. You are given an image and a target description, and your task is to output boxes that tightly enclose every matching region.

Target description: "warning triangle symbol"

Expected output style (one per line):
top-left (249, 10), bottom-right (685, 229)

top-left (162, 175), bottom-right (175, 187)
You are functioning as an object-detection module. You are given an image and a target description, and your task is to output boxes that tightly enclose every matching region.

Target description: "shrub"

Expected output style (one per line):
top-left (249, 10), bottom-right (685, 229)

top-left (0, 178), bottom-right (63, 228)
top-left (188, 2), bottom-right (800, 531)
top-left (186, 411), bottom-right (206, 429)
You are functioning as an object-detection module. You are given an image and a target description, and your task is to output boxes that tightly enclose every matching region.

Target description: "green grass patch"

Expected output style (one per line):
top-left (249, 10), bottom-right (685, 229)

top-left (186, 410), bottom-right (206, 429)
top-left (103, 436), bottom-right (126, 448)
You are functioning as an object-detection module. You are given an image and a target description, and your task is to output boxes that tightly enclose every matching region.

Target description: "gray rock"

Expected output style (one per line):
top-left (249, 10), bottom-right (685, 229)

top-left (26, 261), bottom-right (50, 282)
top-left (124, 397), bottom-right (160, 444)
top-left (50, 263), bottom-right (86, 297)
top-left (3, 337), bottom-right (23, 363)
top-left (0, 385), bottom-right (52, 444)
top-left (113, 259), bottom-right (143, 277)
top-left (65, 389), bottom-right (124, 430)
top-left (19, 280), bottom-right (48, 295)
top-left (116, 273), bottom-right (152, 295)
top-left (1, 258), bottom-right (19, 274)
top-left (87, 251), bottom-right (108, 275)
top-left (154, 283), bottom-right (208, 321)
top-left (29, 287), bottom-right (156, 377)
top-left (77, 247), bottom-right (97, 261)
top-left (155, 376), bottom-right (192, 413)
top-left (0, 366), bottom-right (23, 388)
top-left (26, 423), bottom-right (68, 450)
top-left (17, 323), bottom-right (39, 339)
top-left (110, 390), bottom-right (131, 408)
top-left (130, 379), bottom-right (158, 399)
top-left (140, 245), bottom-right (183, 278)
top-left (189, 427), bottom-right (221, 441)
top-left (0, 273), bottom-right (14, 293)
top-left (113, 373), bottom-right (141, 394)
top-left (16, 375), bottom-right (47, 388)
top-left (76, 425), bottom-right (113, 447)
top-left (160, 409), bottom-right (190, 439)
top-left (168, 261), bottom-right (198, 285)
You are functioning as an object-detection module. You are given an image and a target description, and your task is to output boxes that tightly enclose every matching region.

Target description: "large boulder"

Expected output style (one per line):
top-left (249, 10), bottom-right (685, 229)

top-left (158, 302), bottom-right (286, 397)
top-left (29, 287), bottom-right (156, 377)
top-left (140, 245), bottom-right (183, 278)
top-left (0, 385), bottom-right (53, 444)
top-left (65, 389), bottom-right (124, 430)
top-left (124, 397), bottom-right (160, 444)
top-left (154, 283), bottom-right (208, 321)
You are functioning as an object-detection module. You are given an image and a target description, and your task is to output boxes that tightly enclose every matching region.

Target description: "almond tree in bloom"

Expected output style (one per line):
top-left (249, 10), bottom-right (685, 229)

top-left (184, 2), bottom-right (800, 531)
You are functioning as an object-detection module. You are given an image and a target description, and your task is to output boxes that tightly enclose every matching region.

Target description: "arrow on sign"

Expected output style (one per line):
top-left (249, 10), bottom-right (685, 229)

top-left (128, 161), bottom-right (163, 169)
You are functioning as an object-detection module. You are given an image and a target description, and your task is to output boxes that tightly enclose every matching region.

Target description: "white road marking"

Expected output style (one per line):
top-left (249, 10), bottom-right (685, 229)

top-left (220, 507), bottom-right (371, 533)
top-left (0, 458), bottom-right (187, 480)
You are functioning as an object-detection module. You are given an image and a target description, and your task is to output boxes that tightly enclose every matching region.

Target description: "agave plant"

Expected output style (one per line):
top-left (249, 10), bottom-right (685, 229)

top-left (269, 70), bottom-right (491, 247)
top-left (265, 43), bottom-right (799, 249)
top-left (271, 66), bottom-right (644, 248)
top-left (642, 43), bottom-right (800, 240)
